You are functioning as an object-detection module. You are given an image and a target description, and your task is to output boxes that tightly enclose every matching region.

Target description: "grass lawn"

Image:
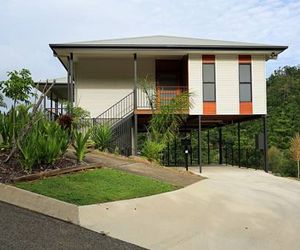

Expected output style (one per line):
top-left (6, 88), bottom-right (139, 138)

top-left (15, 168), bottom-right (177, 205)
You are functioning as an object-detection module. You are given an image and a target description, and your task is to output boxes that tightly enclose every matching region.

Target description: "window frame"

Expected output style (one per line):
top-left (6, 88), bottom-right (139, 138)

top-left (202, 62), bottom-right (216, 102)
top-left (239, 63), bottom-right (252, 102)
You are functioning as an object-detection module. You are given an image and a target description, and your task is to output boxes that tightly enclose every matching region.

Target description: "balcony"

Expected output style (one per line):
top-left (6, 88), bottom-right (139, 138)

top-left (137, 85), bottom-right (188, 112)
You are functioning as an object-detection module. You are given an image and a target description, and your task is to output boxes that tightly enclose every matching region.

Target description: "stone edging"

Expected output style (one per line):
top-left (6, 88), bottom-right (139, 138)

top-left (0, 183), bottom-right (80, 225)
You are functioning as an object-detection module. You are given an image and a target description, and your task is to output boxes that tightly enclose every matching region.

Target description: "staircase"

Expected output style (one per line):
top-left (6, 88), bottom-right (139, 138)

top-left (93, 91), bottom-right (134, 156)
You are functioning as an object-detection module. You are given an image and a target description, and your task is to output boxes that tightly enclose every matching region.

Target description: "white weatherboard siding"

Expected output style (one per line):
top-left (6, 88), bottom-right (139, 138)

top-left (252, 55), bottom-right (267, 114)
top-left (136, 58), bottom-right (155, 109)
top-left (76, 57), bottom-right (155, 117)
top-left (216, 55), bottom-right (239, 114)
top-left (188, 54), bottom-right (202, 115)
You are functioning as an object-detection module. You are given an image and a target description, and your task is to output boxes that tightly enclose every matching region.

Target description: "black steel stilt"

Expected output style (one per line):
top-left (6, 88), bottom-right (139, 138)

top-left (207, 130), bottom-right (210, 164)
top-left (263, 115), bottom-right (268, 172)
top-left (238, 122), bottom-right (241, 168)
top-left (219, 127), bottom-right (223, 165)
top-left (198, 116), bottom-right (202, 173)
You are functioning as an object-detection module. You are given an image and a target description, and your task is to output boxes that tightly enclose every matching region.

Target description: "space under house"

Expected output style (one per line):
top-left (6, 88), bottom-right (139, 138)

top-left (43, 35), bottom-right (287, 171)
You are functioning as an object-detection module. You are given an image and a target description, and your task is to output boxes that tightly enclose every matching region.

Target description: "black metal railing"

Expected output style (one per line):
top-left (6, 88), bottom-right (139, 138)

top-left (94, 91), bottom-right (134, 127)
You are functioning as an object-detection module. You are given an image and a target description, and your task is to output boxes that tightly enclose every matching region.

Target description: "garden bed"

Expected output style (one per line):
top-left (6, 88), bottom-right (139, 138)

top-left (0, 150), bottom-right (76, 183)
top-left (15, 168), bottom-right (177, 205)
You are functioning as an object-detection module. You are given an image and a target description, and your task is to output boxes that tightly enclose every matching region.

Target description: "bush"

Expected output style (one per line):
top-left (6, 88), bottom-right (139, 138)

top-left (72, 129), bottom-right (90, 163)
top-left (141, 139), bottom-right (166, 163)
top-left (18, 118), bottom-right (69, 171)
top-left (90, 124), bottom-right (113, 151)
top-left (268, 146), bottom-right (284, 174)
top-left (57, 114), bottom-right (73, 130)
top-left (268, 146), bottom-right (298, 177)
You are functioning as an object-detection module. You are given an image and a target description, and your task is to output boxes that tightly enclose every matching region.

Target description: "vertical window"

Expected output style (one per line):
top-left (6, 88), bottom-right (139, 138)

top-left (203, 56), bottom-right (216, 102)
top-left (239, 56), bottom-right (252, 102)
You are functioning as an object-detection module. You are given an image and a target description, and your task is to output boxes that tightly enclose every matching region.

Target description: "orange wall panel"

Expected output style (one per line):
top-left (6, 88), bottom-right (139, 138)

top-left (239, 55), bottom-right (251, 64)
top-left (203, 102), bottom-right (216, 115)
top-left (202, 55), bottom-right (215, 64)
top-left (240, 102), bottom-right (253, 114)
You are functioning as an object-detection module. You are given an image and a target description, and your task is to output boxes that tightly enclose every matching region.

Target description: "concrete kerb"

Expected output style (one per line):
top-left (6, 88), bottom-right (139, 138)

top-left (0, 183), bottom-right (80, 225)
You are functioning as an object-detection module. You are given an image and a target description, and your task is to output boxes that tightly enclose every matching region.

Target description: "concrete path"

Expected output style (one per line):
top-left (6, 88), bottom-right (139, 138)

top-left (79, 166), bottom-right (300, 250)
top-left (0, 201), bottom-right (144, 250)
top-left (82, 151), bottom-right (202, 187)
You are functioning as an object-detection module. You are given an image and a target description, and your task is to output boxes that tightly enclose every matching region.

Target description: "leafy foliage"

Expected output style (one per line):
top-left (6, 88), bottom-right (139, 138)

top-left (18, 118), bottom-right (69, 171)
top-left (0, 69), bottom-right (35, 104)
top-left (90, 124), bottom-right (113, 151)
top-left (290, 133), bottom-right (300, 178)
top-left (72, 129), bottom-right (90, 163)
top-left (65, 102), bottom-right (91, 129)
top-left (57, 114), bottom-right (73, 130)
top-left (141, 140), bottom-right (166, 163)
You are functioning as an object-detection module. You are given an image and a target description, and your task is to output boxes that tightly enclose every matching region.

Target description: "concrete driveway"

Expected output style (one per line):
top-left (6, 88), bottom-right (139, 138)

top-left (79, 166), bottom-right (300, 250)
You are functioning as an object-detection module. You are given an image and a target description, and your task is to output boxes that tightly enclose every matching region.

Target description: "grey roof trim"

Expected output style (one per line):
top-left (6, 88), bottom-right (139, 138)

top-left (50, 43), bottom-right (287, 51)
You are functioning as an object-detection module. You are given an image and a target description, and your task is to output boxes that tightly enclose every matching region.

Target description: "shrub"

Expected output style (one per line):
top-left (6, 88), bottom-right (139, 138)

top-left (268, 146), bottom-right (284, 174)
top-left (18, 118), bottom-right (69, 171)
top-left (90, 124), bottom-right (113, 151)
top-left (57, 114), bottom-right (73, 130)
top-left (72, 129), bottom-right (90, 163)
top-left (141, 139), bottom-right (166, 163)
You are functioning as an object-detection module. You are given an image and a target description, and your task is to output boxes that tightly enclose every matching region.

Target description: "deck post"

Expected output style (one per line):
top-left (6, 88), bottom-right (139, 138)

top-left (238, 121), bottom-right (241, 168)
top-left (219, 127), bottom-right (223, 165)
top-left (67, 54), bottom-right (74, 112)
top-left (55, 98), bottom-right (59, 117)
top-left (263, 115), bottom-right (268, 172)
top-left (133, 53), bottom-right (138, 155)
top-left (198, 115), bottom-right (202, 173)
top-left (50, 92), bottom-right (53, 120)
top-left (43, 81), bottom-right (47, 113)
top-left (207, 129), bottom-right (210, 164)
top-left (69, 53), bottom-right (74, 110)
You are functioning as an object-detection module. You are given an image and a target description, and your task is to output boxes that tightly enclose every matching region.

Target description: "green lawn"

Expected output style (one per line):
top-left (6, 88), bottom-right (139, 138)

top-left (15, 168), bottom-right (177, 205)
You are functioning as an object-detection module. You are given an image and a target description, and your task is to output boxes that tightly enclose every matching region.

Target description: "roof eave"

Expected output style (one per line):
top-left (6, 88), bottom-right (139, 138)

top-left (49, 43), bottom-right (288, 52)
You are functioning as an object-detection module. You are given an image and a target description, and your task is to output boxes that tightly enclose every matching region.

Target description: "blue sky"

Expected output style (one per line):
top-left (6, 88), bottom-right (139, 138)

top-left (0, 0), bottom-right (299, 82)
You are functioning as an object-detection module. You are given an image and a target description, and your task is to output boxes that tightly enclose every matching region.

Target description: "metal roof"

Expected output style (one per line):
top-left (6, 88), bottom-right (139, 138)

top-left (50, 35), bottom-right (287, 51)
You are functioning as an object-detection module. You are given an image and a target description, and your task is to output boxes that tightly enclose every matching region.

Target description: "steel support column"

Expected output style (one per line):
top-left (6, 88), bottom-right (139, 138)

top-left (50, 92), bottom-right (53, 120)
top-left (55, 98), bottom-right (59, 117)
top-left (198, 115), bottom-right (202, 173)
top-left (207, 130), bottom-right (210, 164)
top-left (263, 115), bottom-right (268, 172)
top-left (219, 127), bottom-right (223, 165)
top-left (238, 122), bottom-right (241, 168)
top-left (133, 53), bottom-right (138, 155)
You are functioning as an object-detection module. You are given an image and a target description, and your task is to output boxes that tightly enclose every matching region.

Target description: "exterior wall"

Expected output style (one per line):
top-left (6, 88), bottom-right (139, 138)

top-left (75, 57), bottom-right (155, 117)
top-left (75, 53), bottom-right (266, 117)
top-left (188, 54), bottom-right (203, 115)
top-left (252, 55), bottom-right (267, 114)
top-left (215, 55), bottom-right (240, 115)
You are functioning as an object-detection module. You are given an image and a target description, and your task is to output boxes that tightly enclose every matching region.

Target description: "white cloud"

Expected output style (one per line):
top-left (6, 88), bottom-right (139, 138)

top-left (0, 0), bottom-right (299, 80)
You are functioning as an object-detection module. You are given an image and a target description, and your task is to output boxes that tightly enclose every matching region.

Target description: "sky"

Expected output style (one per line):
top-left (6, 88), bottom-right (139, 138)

top-left (0, 0), bottom-right (299, 82)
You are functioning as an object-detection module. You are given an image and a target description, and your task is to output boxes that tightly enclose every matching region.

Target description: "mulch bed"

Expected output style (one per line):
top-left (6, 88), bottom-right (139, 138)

top-left (0, 150), bottom-right (76, 184)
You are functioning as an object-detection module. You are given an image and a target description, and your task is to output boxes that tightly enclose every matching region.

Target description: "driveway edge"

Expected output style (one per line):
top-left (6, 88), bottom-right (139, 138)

top-left (0, 183), bottom-right (79, 224)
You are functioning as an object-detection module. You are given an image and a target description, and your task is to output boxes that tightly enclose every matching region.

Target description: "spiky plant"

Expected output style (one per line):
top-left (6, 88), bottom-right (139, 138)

top-left (72, 129), bottom-right (90, 163)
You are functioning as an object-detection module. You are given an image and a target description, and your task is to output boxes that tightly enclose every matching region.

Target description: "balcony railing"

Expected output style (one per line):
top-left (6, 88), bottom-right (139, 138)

top-left (137, 85), bottom-right (188, 110)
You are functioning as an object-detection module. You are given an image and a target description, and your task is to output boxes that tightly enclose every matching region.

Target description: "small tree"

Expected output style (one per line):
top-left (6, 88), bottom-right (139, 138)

top-left (0, 69), bottom-right (35, 142)
top-left (290, 133), bottom-right (300, 179)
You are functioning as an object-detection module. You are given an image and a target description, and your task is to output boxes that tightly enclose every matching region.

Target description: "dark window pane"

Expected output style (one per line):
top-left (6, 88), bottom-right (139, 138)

top-left (203, 64), bottom-right (215, 82)
top-left (239, 64), bottom-right (251, 82)
top-left (203, 83), bottom-right (215, 101)
top-left (240, 83), bottom-right (252, 101)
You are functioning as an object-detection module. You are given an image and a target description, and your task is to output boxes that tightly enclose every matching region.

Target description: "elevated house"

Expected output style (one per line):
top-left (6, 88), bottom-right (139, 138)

top-left (46, 35), bottom-right (287, 171)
